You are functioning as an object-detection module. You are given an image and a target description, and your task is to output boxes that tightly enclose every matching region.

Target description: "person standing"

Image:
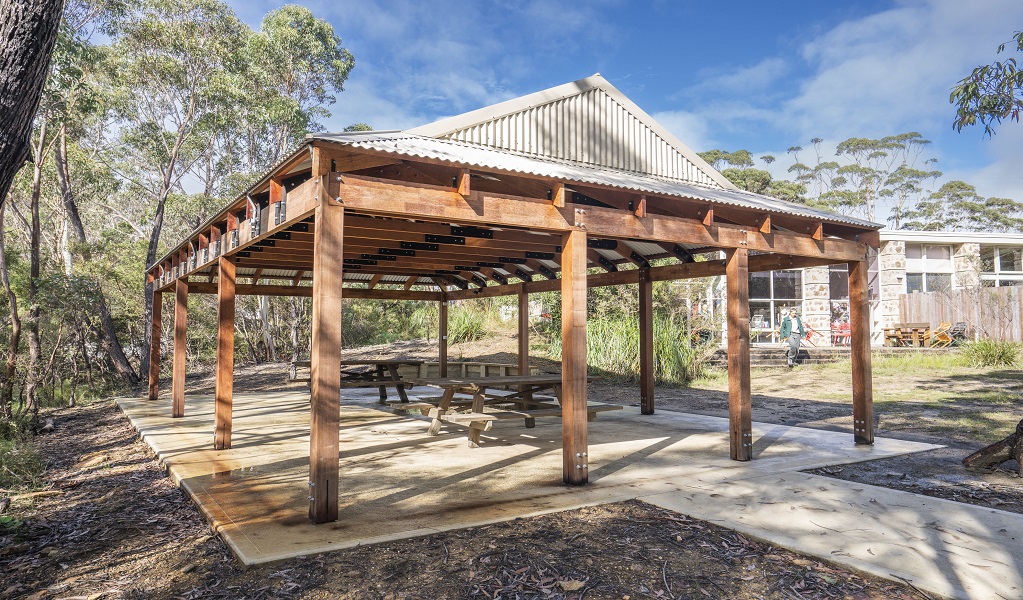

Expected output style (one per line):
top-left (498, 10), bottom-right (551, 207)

top-left (779, 308), bottom-right (805, 367)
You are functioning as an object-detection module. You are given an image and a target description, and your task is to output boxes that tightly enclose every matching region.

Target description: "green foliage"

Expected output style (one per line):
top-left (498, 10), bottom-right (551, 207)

top-left (536, 276), bottom-right (718, 385)
top-left (448, 303), bottom-right (490, 344)
top-left (960, 339), bottom-right (1021, 368)
top-left (903, 181), bottom-right (1023, 232)
top-left (0, 434), bottom-right (45, 492)
top-left (951, 31), bottom-right (1023, 136)
top-left (341, 300), bottom-right (439, 348)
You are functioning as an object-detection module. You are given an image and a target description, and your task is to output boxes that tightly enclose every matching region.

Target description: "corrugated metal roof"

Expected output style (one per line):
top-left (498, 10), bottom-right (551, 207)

top-left (313, 132), bottom-right (880, 229)
top-left (409, 75), bottom-right (734, 190)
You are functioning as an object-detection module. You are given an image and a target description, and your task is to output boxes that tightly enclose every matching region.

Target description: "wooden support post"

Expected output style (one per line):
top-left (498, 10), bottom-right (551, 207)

top-left (518, 286), bottom-right (532, 406)
top-left (638, 268), bottom-right (654, 415)
top-left (148, 291), bottom-right (162, 400)
top-left (561, 229), bottom-right (588, 485)
top-left (172, 279), bottom-right (188, 418)
top-left (439, 296), bottom-right (448, 377)
top-left (849, 259), bottom-right (874, 445)
top-left (214, 257), bottom-right (236, 450)
top-left (309, 193), bottom-right (344, 524)
top-left (517, 286), bottom-right (530, 376)
top-left (726, 248), bottom-right (752, 461)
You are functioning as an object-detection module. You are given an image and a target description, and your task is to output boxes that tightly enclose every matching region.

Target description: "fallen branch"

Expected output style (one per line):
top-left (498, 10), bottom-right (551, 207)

top-left (962, 418), bottom-right (1023, 476)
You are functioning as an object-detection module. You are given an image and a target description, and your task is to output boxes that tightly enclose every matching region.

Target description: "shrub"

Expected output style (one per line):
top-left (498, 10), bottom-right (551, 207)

top-left (960, 339), bottom-right (1021, 368)
top-left (0, 435), bottom-right (45, 492)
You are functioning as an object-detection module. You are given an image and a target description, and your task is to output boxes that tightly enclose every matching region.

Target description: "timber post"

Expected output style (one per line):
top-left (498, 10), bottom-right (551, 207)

top-left (518, 285), bottom-right (532, 404)
top-left (726, 248), bottom-right (752, 461)
top-left (561, 229), bottom-right (588, 485)
top-left (638, 268), bottom-right (654, 414)
top-left (439, 294), bottom-right (448, 377)
top-left (172, 279), bottom-right (188, 418)
top-left (849, 259), bottom-right (874, 444)
top-left (309, 161), bottom-right (344, 524)
top-left (148, 291), bottom-right (161, 400)
top-left (214, 256), bottom-right (236, 450)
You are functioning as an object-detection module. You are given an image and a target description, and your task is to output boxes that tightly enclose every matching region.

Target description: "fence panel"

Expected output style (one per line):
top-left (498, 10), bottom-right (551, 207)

top-left (899, 286), bottom-right (1022, 342)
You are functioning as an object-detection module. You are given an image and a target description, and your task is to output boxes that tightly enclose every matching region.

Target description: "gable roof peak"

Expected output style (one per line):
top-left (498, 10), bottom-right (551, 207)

top-left (408, 75), bottom-right (735, 189)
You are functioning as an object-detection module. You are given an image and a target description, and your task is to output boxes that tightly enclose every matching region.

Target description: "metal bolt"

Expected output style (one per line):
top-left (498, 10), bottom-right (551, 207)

top-left (582, 452), bottom-right (587, 457)
top-left (582, 464), bottom-right (588, 469)
top-left (576, 452), bottom-right (581, 457)
top-left (309, 481), bottom-right (315, 487)
top-left (308, 496), bottom-right (315, 501)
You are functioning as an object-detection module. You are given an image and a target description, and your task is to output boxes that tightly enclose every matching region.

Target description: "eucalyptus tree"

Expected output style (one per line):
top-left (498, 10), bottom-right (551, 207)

top-left (903, 181), bottom-right (1023, 232)
top-left (102, 0), bottom-right (247, 378)
top-left (951, 30), bottom-right (1023, 136)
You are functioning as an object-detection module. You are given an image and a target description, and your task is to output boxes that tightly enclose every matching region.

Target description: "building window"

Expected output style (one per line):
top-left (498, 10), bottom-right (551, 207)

top-left (829, 265), bottom-right (849, 321)
top-left (980, 246), bottom-right (1023, 287)
top-left (905, 243), bottom-right (954, 292)
top-left (748, 270), bottom-right (803, 343)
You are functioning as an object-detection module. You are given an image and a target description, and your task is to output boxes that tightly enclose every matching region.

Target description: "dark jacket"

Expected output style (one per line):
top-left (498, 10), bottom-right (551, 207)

top-left (780, 316), bottom-right (804, 338)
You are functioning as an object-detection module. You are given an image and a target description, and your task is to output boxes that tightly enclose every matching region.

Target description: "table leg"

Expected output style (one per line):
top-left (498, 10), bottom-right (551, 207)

top-left (467, 386), bottom-right (487, 448)
top-left (376, 364), bottom-right (387, 403)
top-left (427, 387), bottom-right (455, 436)
top-left (387, 364), bottom-right (410, 403)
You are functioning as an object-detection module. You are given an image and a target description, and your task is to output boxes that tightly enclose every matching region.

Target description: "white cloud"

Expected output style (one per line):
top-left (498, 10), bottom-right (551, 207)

top-left (651, 110), bottom-right (717, 153)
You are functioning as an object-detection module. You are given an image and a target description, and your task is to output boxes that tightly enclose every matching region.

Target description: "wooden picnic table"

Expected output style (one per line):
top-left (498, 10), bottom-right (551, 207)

top-left (402, 375), bottom-right (618, 447)
top-left (883, 323), bottom-right (931, 347)
top-left (290, 359), bottom-right (423, 403)
top-left (340, 359), bottom-right (423, 403)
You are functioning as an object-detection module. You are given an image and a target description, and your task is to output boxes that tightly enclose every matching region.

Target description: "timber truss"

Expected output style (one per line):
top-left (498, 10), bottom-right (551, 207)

top-left (147, 139), bottom-right (880, 524)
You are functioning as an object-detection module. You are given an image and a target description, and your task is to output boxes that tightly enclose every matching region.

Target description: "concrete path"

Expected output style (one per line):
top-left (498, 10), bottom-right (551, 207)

top-left (117, 390), bottom-right (1022, 600)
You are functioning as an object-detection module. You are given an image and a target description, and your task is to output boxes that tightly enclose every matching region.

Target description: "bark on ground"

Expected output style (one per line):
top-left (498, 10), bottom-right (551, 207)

top-left (2, 401), bottom-right (919, 599)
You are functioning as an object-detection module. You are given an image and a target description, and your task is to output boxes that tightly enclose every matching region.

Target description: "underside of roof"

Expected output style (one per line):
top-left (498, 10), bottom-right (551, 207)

top-left (408, 75), bottom-right (735, 190)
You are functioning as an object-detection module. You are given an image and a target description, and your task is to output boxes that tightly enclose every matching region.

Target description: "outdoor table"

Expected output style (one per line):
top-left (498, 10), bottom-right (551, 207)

top-left (340, 359), bottom-right (423, 403)
top-left (404, 375), bottom-right (617, 447)
top-left (898, 322), bottom-right (931, 348)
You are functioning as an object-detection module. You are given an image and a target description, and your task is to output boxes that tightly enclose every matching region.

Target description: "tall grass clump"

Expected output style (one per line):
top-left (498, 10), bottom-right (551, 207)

top-left (961, 339), bottom-right (1021, 368)
top-left (448, 298), bottom-right (509, 344)
top-left (0, 434), bottom-right (45, 492)
top-left (582, 314), bottom-right (714, 385)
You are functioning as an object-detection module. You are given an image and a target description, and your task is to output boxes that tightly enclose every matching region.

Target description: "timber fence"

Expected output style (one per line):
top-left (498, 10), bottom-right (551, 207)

top-left (899, 286), bottom-right (1023, 342)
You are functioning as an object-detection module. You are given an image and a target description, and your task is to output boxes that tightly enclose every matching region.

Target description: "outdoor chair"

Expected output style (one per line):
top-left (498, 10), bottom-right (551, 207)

top-left (923, 322), bottom-right (951, 347)
top-left (803, 326), bottom-right (823, 348)
top-left (948, 322), bottom-right (969, 345)
top-left (831, 322), bottom-right (851, 346)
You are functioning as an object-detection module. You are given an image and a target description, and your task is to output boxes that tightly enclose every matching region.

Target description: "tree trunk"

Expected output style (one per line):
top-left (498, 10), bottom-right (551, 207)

top-left (963, 418), bottom-right (1023, 476)
top-left (54, 130), bottom-right (139, 385)
top-left (0, 203), bottom-right (23, 422)
top-left (23, 120), bottom-right (46, 420)
top-left (0, 0), bottom-right (66, 206)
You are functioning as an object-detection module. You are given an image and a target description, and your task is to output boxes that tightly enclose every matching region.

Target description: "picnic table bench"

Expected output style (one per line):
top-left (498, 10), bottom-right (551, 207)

top-left (400, 375), bottom-right (620, 447)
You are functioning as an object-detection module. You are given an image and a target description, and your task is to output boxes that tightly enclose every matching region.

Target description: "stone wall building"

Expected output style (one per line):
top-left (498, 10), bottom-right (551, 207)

top-left (739, 230), bottom-right (1023, 346)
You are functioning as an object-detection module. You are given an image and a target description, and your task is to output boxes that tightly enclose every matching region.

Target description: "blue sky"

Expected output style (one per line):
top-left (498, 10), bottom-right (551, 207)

top-left (231, 0), bottom-right (1023, 209)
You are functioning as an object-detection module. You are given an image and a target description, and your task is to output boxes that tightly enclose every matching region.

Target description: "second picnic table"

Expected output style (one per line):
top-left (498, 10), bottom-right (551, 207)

top-left (399, 375), bottom-right (620, 447)
top-left (339, 359), bottom-right (423, 403)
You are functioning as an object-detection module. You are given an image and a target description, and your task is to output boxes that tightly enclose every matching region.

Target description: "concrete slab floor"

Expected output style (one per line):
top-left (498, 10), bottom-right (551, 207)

top-left (116, 390), bottom-right (1020, 600)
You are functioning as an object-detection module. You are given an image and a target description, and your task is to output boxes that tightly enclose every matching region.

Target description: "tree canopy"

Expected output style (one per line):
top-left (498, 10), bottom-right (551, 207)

top-left (951, 30), bottom-right (1023, 136)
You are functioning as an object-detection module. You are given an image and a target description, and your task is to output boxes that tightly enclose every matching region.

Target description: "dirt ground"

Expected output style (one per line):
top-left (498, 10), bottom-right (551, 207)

top-left (3, 333), bottom-right (1020, 599)
top-left (2, 401), bottom-right (920, 600)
